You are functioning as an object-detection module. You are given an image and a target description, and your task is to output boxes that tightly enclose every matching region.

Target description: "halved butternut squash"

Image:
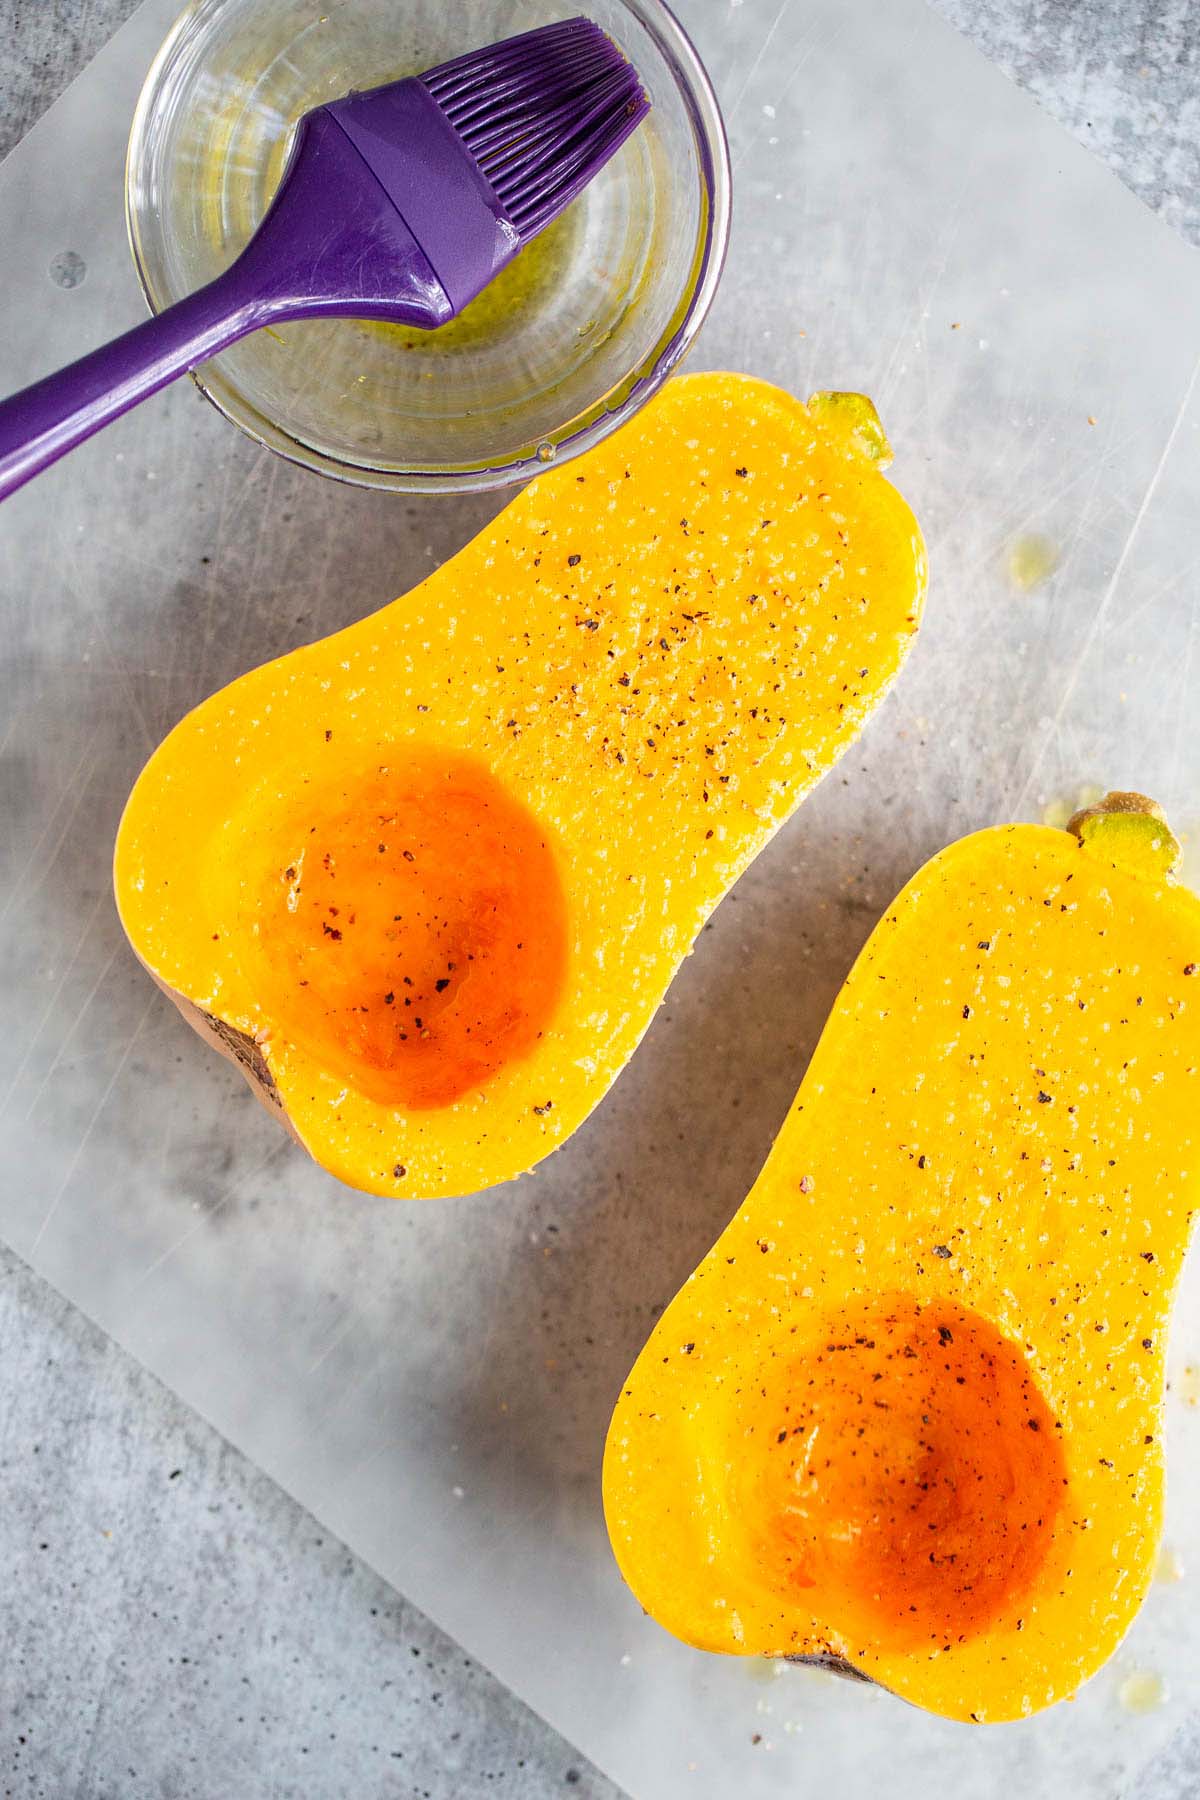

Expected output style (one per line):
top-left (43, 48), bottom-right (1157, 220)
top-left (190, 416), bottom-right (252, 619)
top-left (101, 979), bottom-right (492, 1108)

top-left (604, 793), bottom-right (1200, 1720)
top-left (114, 373), bottom-right (925, 1197)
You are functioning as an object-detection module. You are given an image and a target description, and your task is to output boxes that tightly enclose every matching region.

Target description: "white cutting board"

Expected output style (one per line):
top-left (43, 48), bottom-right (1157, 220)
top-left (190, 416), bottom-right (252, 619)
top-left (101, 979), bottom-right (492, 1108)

top-left (2, 1), bottom-right (1199, 1795)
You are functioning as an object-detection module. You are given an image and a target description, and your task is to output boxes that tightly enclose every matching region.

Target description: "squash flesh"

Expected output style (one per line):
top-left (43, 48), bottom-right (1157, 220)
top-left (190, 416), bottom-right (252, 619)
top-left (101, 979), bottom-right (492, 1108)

top-left (738, 1294), bottom-right (1067, 1655)
top-left (604, 810), bottom-right (1200, 1720)
top-left (238, 750), bottom-right (568, 1110)
top-left (114, 372), bottom-right (926, 1198)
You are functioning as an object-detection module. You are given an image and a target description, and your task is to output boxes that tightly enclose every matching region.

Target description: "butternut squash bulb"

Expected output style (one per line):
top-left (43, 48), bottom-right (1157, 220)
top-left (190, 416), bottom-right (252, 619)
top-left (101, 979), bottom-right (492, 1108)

top-left (114, 374), bottom-right (925, 1198)
top-left (604, 793), bottom-right (1200, 1720)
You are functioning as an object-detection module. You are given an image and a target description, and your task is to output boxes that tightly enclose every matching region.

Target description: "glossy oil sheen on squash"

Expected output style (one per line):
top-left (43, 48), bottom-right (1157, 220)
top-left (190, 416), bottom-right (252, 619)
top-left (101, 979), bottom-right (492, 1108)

top-left (603, 794), bottom-right (1200, 1721)
top-left (114, 373), bottom-right (926, 1199)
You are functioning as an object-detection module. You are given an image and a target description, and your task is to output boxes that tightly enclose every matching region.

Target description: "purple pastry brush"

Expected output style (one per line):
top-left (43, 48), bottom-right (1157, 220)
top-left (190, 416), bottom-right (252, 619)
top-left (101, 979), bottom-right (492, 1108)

top-left (0, 17), bottom-right (649, 501)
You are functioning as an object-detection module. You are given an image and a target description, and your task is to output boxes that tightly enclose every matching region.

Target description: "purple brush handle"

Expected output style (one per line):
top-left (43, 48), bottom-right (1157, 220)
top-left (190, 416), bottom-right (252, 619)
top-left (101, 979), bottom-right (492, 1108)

top-left (0, 271), bottom-right (272, 501)
top-left (0, 109), bottom-right (453, 502)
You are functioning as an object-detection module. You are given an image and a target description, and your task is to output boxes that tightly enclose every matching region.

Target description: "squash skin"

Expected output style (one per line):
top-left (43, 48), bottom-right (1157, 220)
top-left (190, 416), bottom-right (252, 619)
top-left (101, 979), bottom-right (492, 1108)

top-left (113, 372), bottom-right (926, 1199)
top-left (603, 798), bottom-right (1200, 1721)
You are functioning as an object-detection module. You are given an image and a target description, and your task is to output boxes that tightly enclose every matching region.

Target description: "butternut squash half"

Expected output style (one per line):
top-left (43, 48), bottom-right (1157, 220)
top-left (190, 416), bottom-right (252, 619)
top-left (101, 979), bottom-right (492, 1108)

top-left (114, 374), bottom-right (925, 1198)
top-left (604, 793), bottom-right (1200, 1720)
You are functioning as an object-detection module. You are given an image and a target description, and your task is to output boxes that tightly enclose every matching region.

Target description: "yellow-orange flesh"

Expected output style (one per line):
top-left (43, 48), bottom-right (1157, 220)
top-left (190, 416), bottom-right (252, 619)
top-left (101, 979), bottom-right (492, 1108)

top-left (244, 751), bottom-right (568, 1111)
top-left (741, 1295), bottom-right (1067, 1656)
top-left (114, 373), bottom-right (926, 1198)
top-left (604, 800), bottom-right (1200, 1721)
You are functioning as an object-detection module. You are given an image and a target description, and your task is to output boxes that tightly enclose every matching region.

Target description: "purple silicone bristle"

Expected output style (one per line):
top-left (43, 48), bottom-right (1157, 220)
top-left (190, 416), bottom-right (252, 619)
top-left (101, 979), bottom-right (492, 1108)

top-left (419, 17), bottom-right (650, 241)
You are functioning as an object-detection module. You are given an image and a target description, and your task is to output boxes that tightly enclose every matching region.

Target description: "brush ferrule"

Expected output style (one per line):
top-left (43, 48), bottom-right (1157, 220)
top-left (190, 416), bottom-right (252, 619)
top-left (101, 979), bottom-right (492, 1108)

top-left (328, 80), bottom-right (518, 316)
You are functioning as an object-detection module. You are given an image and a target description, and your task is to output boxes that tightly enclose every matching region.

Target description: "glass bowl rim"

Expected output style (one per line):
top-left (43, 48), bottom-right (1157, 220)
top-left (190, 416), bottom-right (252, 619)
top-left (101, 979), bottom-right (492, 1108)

top-left (124, 0), bottom-right (732, 495)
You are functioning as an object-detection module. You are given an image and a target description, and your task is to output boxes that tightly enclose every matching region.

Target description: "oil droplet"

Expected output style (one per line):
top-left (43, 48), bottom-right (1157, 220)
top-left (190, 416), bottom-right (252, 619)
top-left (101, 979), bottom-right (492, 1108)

top-left (1007, 533), bottom-right (1059, 592)
top-left (48, 249), bottom-right (87, 289)
top-left (1119, 1670), bottom-right (1169, 1714)
top-left (1176, 1363), bottom-right (1200, 1407)
top-left (1155, 1545), bottom-right (1185, 1584)
top-left (537, 441), bottom-right (557, 464)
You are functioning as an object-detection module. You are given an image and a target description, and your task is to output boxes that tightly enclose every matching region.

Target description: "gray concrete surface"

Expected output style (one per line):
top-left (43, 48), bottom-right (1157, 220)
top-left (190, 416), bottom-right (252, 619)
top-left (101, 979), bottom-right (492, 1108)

top-left (932, 0), bottom-right (1200, 245)
top-left (0, 1), bottom-right (1196, 1796)
top-left (0, 1245), bottom-right (616, 1800)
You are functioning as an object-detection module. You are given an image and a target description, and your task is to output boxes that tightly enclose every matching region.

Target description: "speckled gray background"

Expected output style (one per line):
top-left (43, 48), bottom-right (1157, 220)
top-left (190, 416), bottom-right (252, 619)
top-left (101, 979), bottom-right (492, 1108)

top-left (0, 2), bottom-right (1197, 1795)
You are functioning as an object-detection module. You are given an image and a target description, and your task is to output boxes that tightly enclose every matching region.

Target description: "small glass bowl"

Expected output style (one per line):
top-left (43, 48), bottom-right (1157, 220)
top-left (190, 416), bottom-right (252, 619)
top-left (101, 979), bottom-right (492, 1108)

top-left (125, 0), bottom-right (730, 493)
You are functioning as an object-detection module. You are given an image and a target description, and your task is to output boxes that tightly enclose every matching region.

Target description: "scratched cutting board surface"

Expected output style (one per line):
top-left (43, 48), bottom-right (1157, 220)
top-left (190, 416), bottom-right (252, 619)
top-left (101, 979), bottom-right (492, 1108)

top-left (2, 0), bottom-right (1200, 1794)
